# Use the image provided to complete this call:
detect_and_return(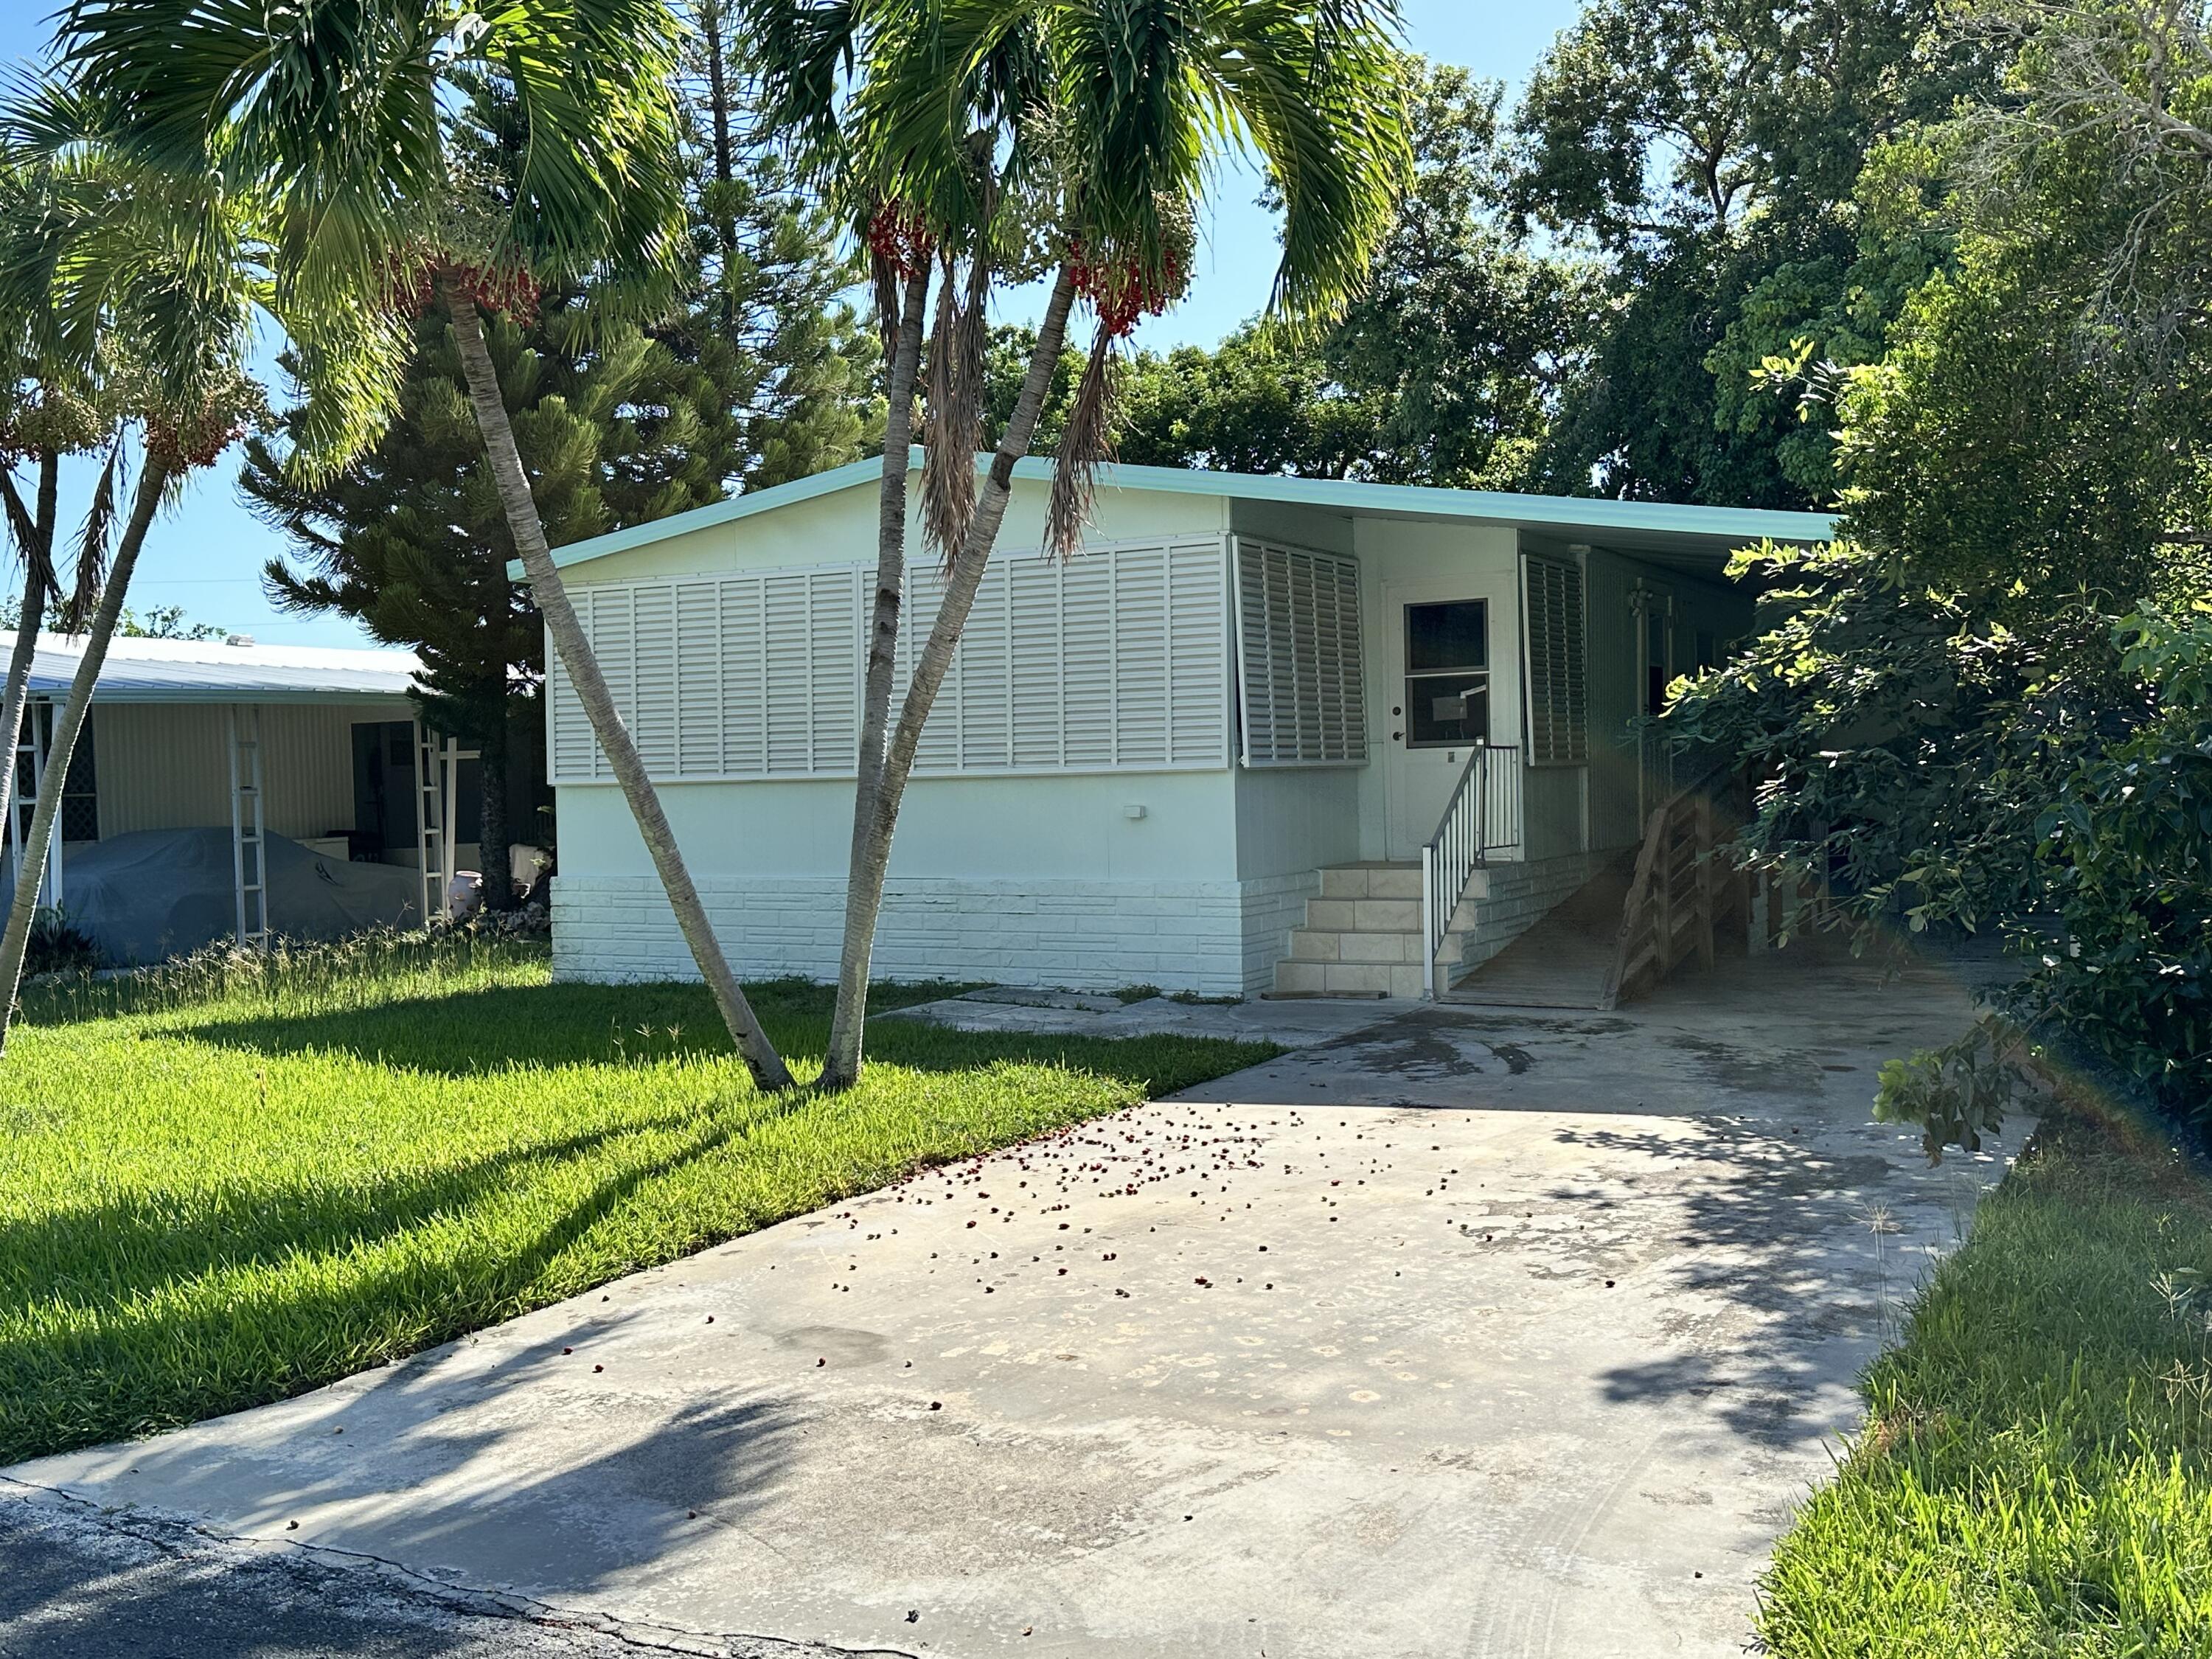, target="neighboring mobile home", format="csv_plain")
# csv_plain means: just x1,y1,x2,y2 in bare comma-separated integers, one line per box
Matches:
524,457,1833,998
0,632,481,961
